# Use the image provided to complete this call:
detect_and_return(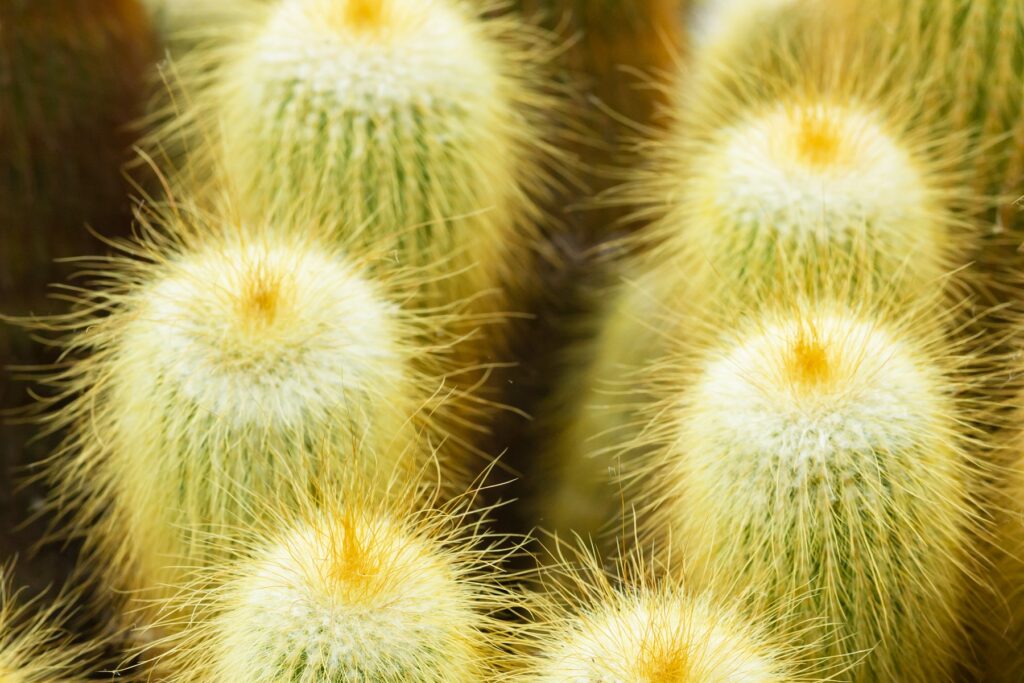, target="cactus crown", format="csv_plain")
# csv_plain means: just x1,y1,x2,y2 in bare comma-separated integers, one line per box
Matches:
137,237,405,428
695,309,937,433
147,481,517,683
519,548,798,683
252,0,496,113
700,101,936,249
